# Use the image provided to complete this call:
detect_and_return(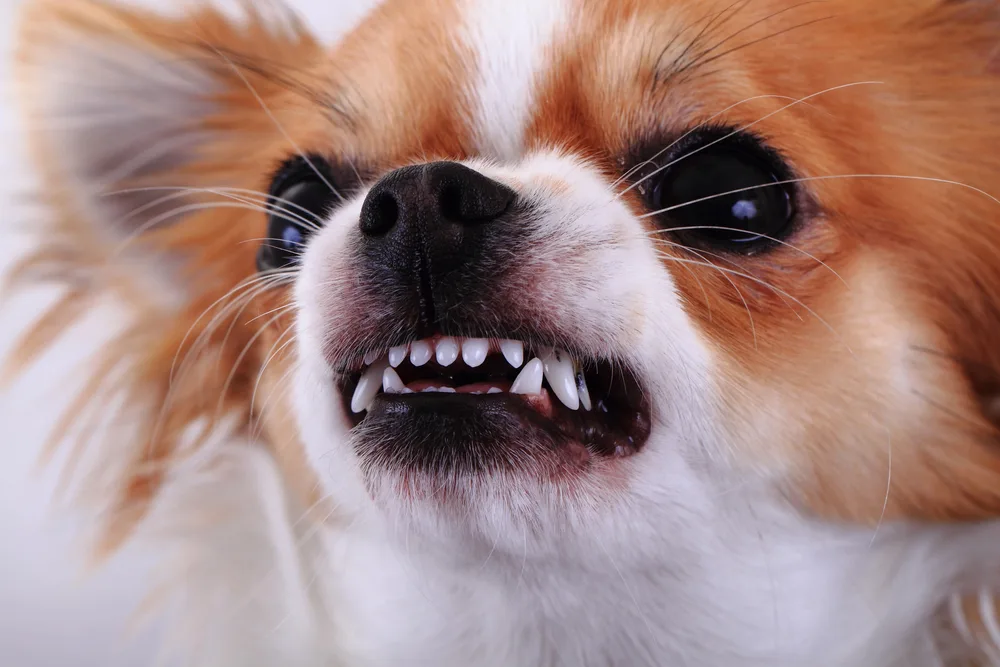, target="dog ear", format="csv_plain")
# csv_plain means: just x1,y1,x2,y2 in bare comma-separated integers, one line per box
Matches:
8,0,325,554
15,0,323,275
